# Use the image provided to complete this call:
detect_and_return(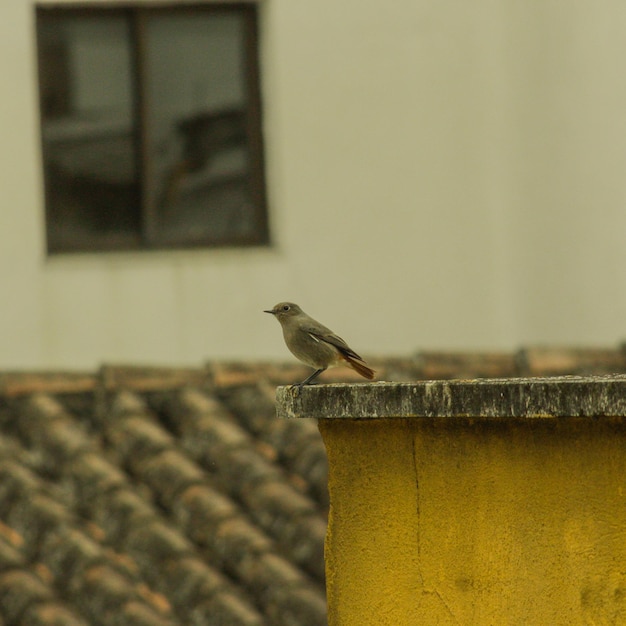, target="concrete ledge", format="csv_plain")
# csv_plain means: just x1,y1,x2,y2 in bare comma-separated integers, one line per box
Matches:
276,375,626,419
277,374,626,624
